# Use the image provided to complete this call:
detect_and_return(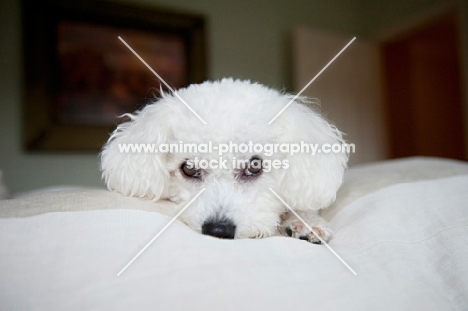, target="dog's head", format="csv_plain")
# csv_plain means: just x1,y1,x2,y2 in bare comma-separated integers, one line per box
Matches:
101,79,347,239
